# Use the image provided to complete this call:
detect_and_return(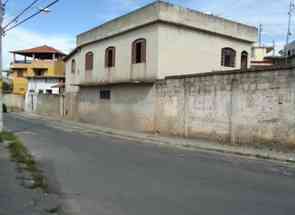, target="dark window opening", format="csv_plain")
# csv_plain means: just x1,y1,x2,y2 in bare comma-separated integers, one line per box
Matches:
221,48,236,67
17,71,24,77
46,89,52,95
34,69,47,77
132,39,146,64
108,51,113,66
100,90,111,100
105,47,115,68
71,59,76,74
241,51,248,70
135,42,142,63
85,52,94,70
39,90,43,94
